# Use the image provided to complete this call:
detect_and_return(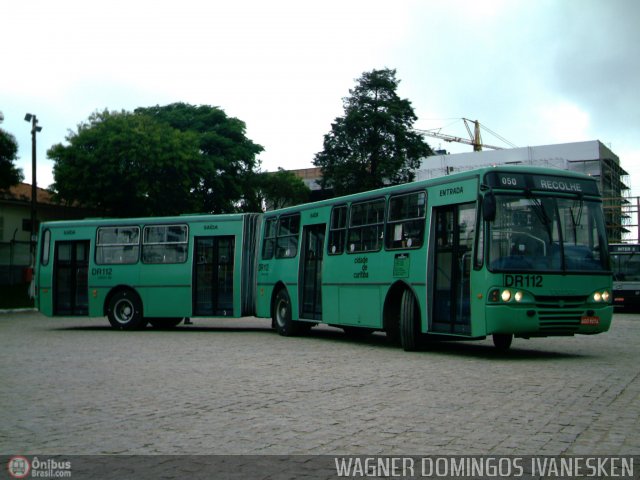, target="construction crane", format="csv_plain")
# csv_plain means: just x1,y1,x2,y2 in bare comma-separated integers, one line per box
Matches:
416,118,517,152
